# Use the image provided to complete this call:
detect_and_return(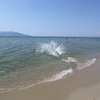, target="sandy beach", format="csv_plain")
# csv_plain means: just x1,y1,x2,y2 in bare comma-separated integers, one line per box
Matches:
67,82,100,100
0,0,100,99
0,58,100,100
